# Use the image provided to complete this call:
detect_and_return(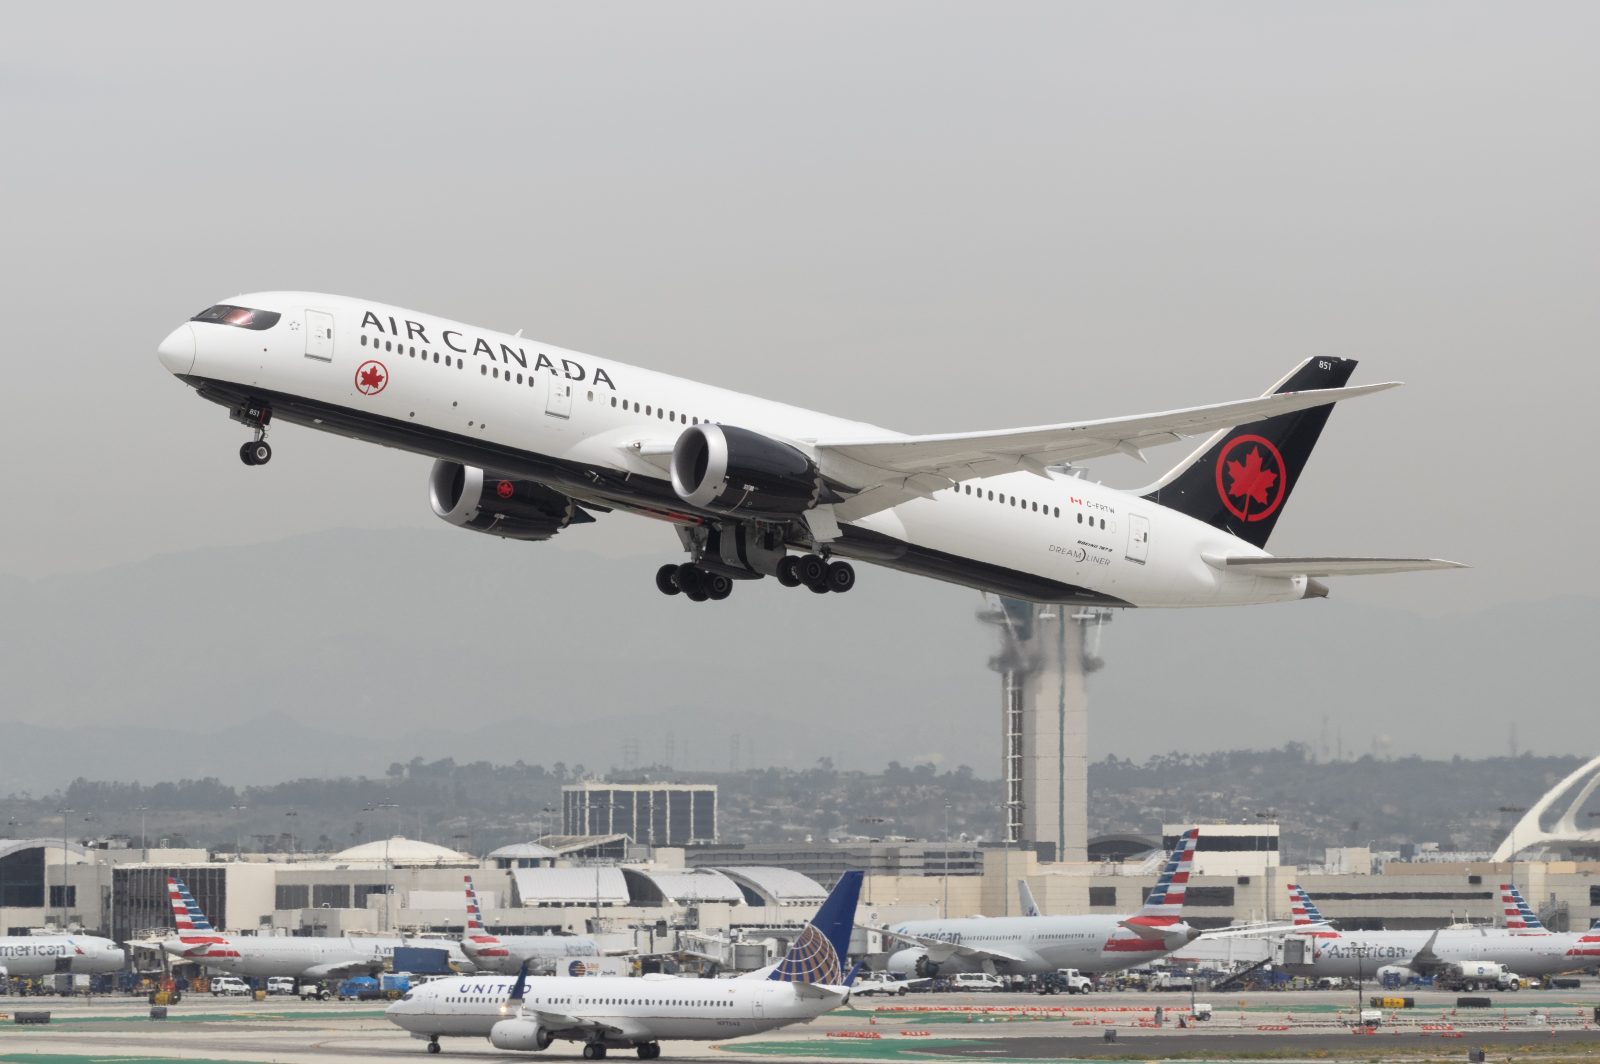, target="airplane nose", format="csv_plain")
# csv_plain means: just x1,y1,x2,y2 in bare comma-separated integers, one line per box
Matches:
157,323,195,375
